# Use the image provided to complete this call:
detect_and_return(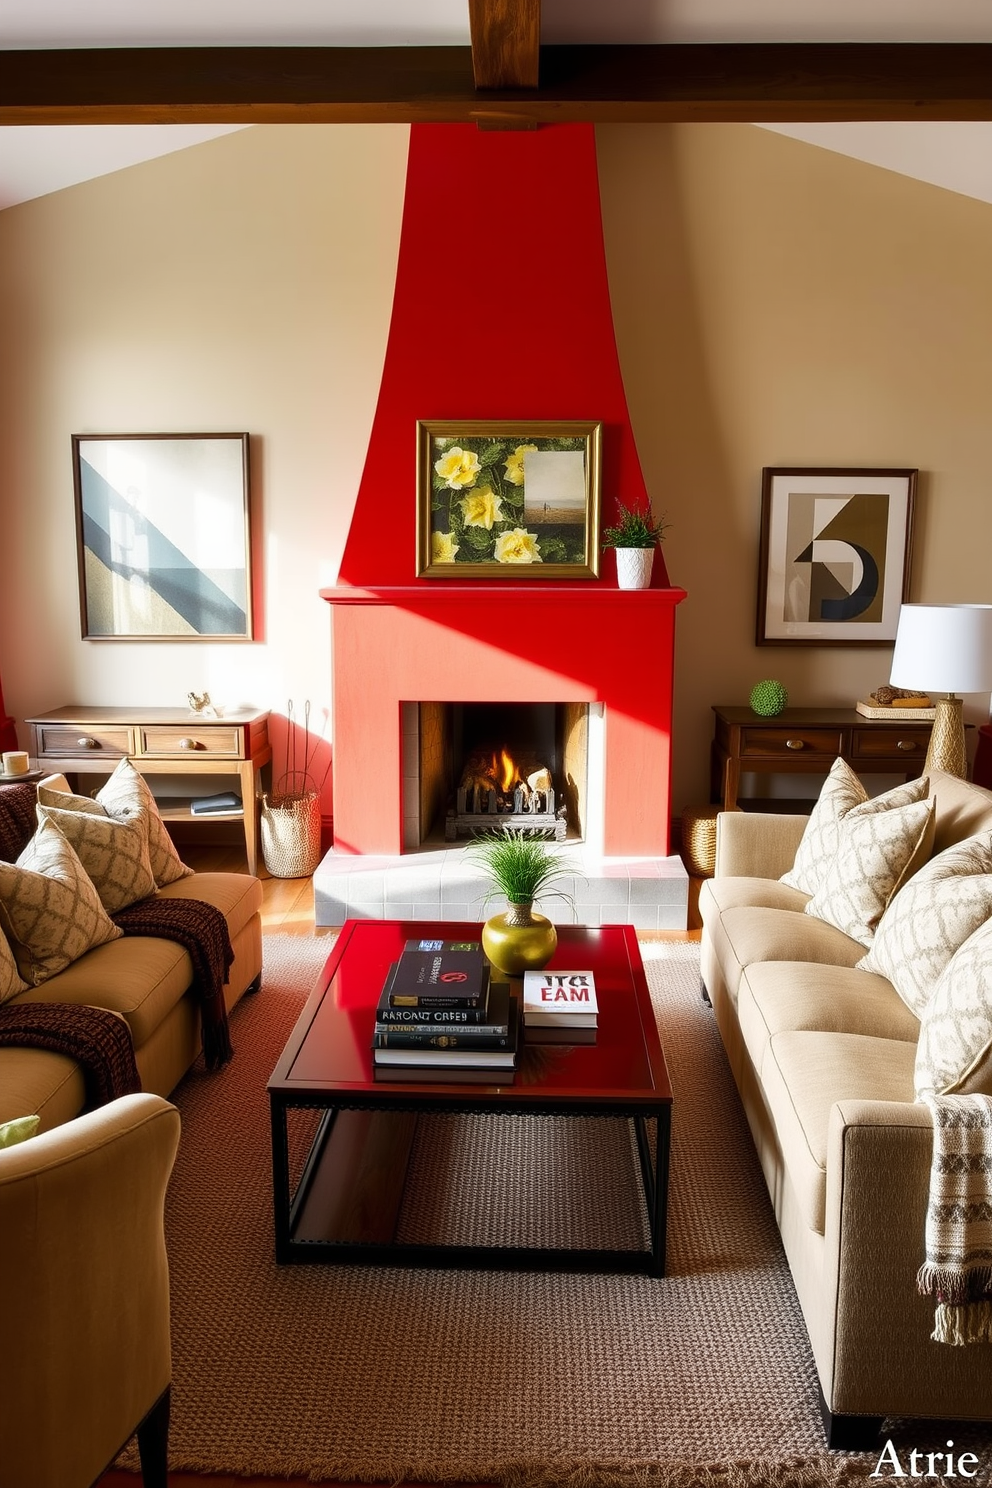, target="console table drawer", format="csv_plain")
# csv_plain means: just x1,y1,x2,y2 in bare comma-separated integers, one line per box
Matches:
138,726,243,758
739,728,843,759
850,727,931,762
34,725,131,760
